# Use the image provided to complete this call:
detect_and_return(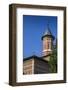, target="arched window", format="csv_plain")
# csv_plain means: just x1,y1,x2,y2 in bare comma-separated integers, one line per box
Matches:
47,42,50,49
